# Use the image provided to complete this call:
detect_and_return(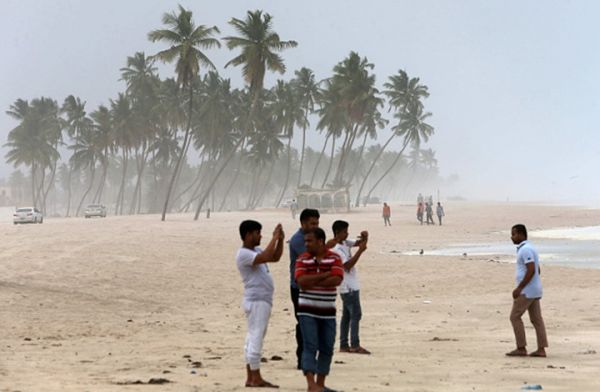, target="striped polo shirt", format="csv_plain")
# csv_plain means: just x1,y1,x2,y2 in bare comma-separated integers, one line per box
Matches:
294,250,344,319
